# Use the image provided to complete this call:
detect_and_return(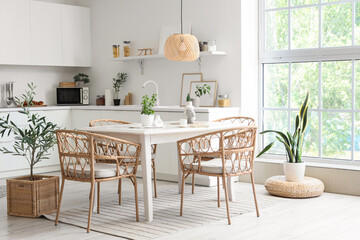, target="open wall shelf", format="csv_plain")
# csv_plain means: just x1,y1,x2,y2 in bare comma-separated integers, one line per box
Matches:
110,51,227,74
